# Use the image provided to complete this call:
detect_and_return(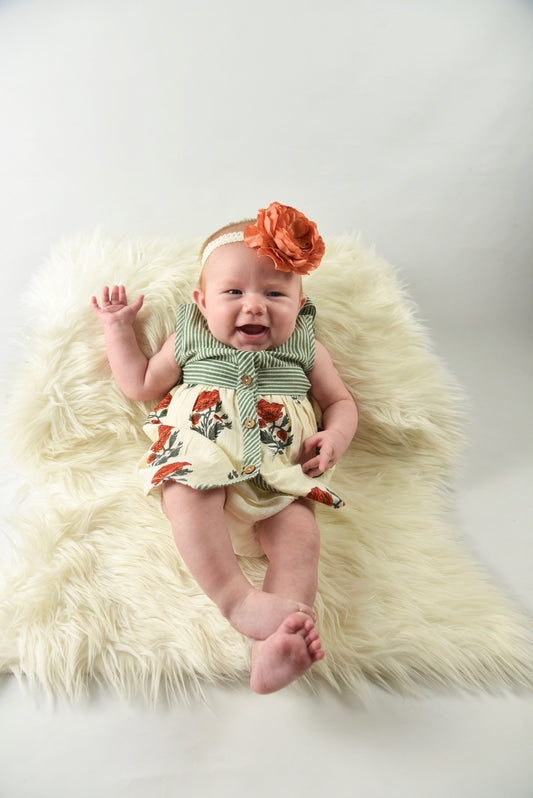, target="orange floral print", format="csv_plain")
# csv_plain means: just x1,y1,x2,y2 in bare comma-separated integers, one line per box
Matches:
306,486,345,508
146,426,190,482
306,486,333,506
147,425,173,463
146,392,173,425
193,390,220,412
258,400,293,456
257,399,284,424
151,461,192,487
191,390,232,441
